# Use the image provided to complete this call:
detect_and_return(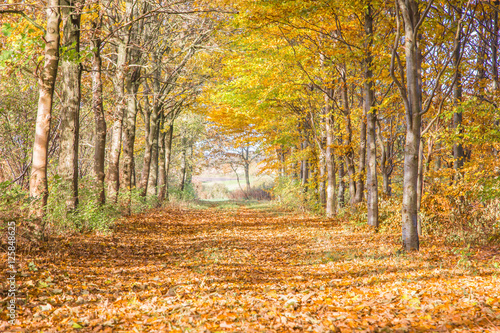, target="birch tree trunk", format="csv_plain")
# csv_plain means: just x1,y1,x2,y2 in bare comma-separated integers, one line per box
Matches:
29,0,61,217
58,0,81,212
